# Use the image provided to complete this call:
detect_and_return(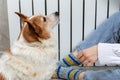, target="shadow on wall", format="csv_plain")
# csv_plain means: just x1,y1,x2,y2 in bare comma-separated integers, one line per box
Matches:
0,0,10,51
